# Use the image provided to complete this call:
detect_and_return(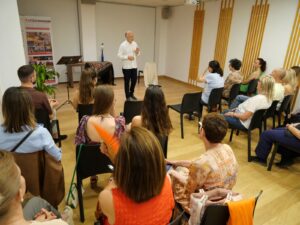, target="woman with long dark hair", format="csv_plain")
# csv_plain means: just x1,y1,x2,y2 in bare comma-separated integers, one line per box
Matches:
131,85,173,138
72,68,97,110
